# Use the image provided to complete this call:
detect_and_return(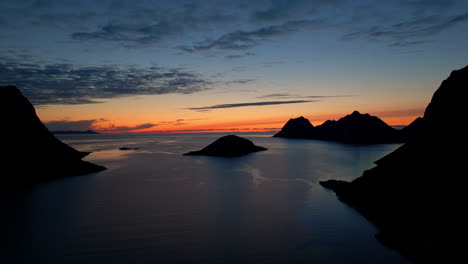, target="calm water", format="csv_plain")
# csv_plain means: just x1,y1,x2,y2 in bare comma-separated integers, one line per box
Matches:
2,133,410,264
